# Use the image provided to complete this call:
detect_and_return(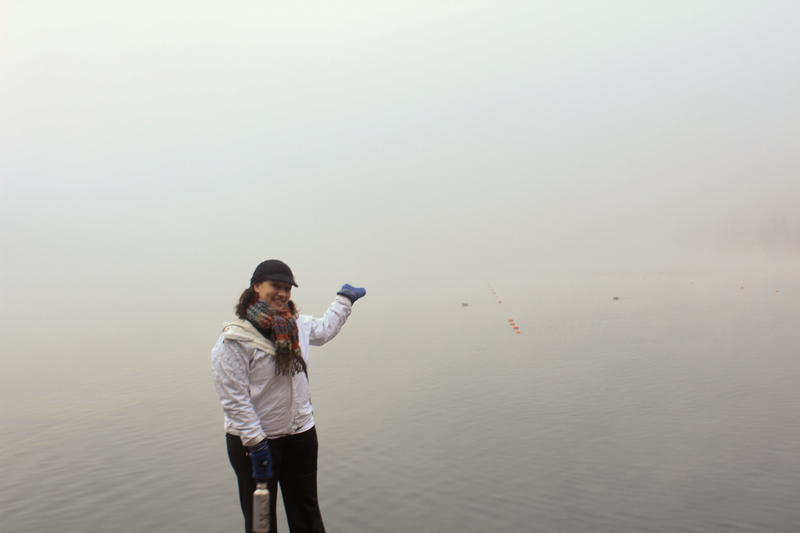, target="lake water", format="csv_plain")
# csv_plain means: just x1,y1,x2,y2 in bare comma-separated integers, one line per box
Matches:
2,273,799,532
